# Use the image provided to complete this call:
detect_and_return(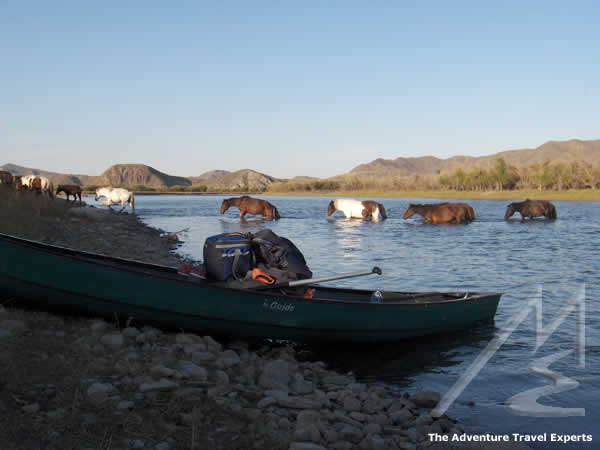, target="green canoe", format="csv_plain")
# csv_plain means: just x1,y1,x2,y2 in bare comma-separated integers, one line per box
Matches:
0,232,501,343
